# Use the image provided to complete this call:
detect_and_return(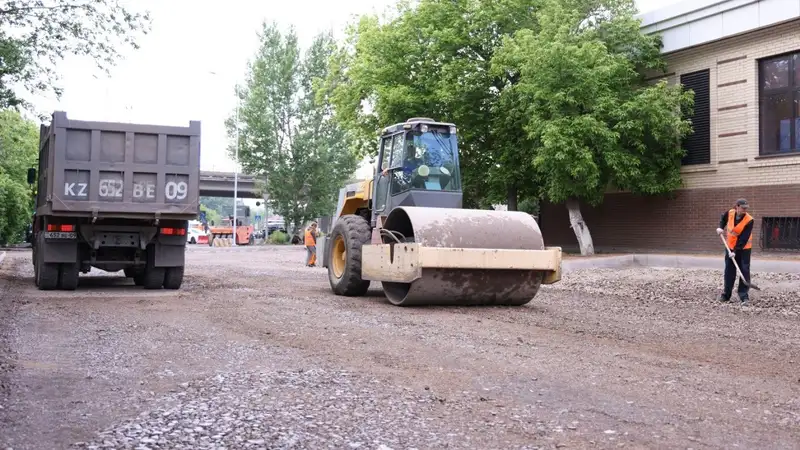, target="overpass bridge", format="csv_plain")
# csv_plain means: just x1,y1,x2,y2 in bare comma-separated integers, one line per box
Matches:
199,171,262,198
